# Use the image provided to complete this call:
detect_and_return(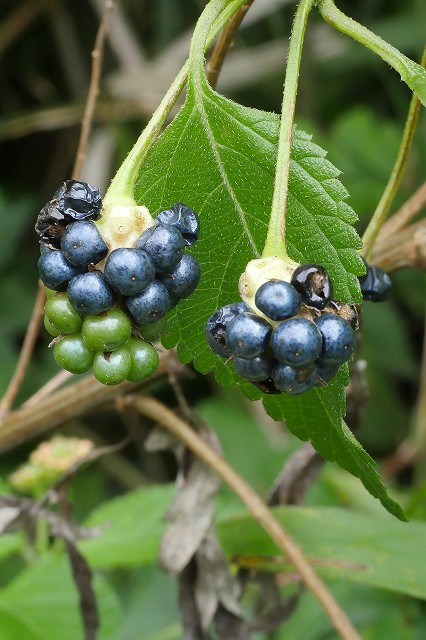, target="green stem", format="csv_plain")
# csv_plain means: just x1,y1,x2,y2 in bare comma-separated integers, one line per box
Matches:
362,49,425,258
105,0,249,207
317,0,426,107
262,0,315,260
